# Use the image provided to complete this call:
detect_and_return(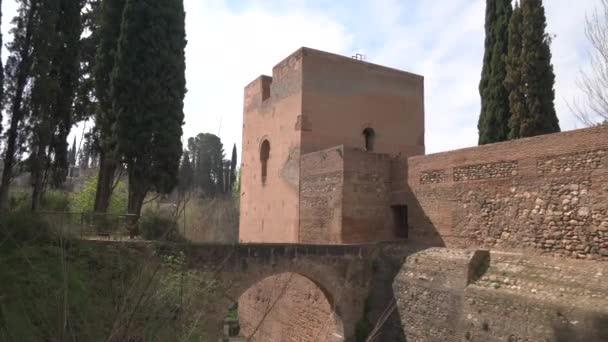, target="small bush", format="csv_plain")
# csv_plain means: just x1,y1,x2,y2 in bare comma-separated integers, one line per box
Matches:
69,175,128,214
140,209,182,241
41,189,70,211
8,189,30,211
0,209,52,243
